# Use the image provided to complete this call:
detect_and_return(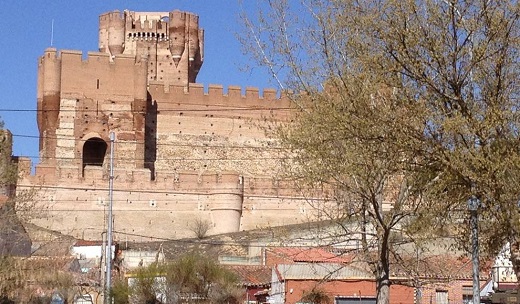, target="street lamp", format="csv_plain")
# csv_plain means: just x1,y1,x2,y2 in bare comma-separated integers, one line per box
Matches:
468,195,480,304
105,132,115,304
